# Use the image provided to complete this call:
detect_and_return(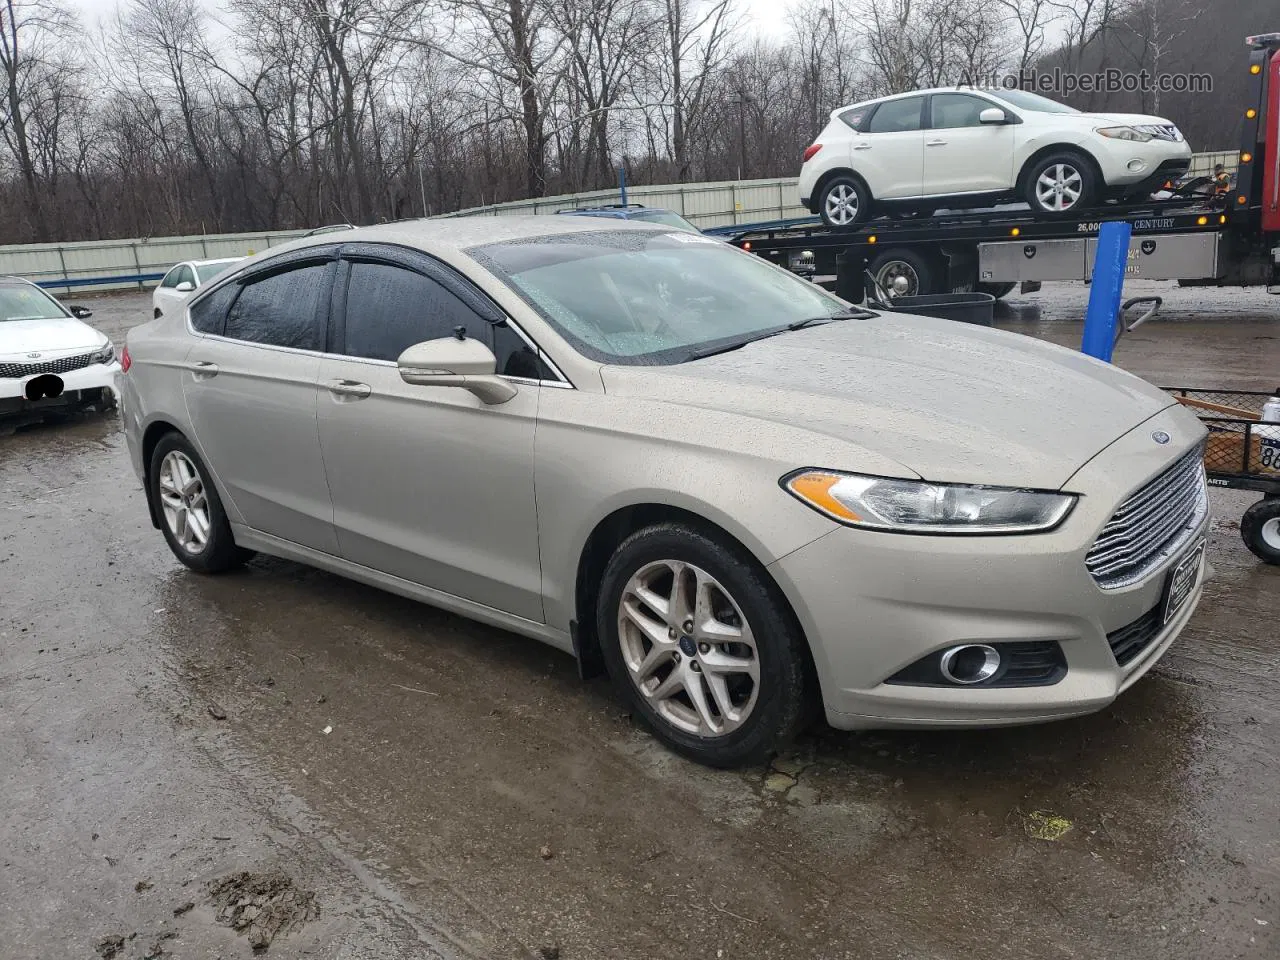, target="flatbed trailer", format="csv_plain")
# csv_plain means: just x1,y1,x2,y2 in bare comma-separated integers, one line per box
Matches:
729,33,1280,301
